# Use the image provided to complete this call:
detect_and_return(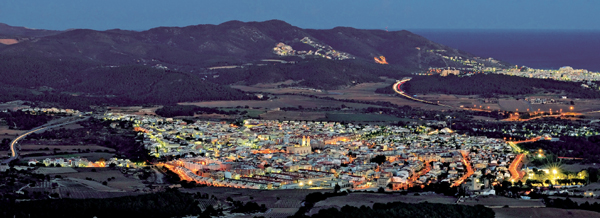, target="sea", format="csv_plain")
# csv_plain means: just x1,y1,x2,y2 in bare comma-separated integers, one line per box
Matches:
407,29,600,72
